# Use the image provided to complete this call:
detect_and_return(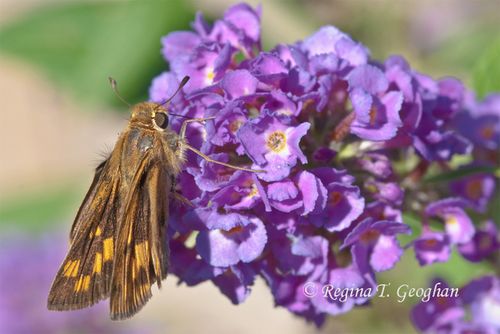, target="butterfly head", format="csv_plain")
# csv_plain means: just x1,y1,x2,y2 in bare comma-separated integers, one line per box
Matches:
130,103,169,131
